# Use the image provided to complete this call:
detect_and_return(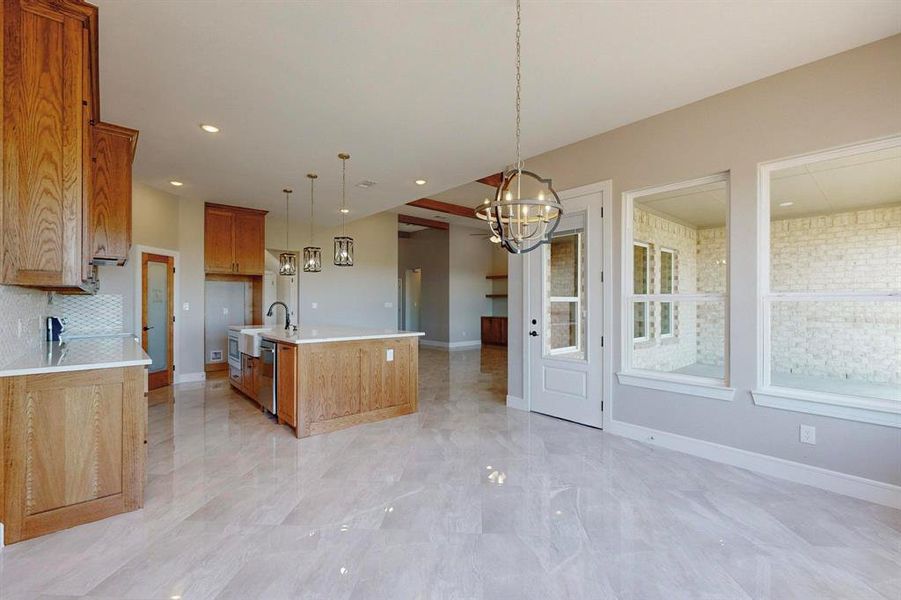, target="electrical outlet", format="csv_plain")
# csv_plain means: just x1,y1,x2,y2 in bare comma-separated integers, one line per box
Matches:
183,302,190,311
17,319,22,338
799,424,816,445
384,301,393,308
311,302,318,309
386,349,394,362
